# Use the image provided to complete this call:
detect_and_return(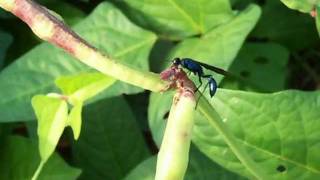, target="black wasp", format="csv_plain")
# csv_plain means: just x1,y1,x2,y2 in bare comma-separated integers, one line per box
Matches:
172,57,229,98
